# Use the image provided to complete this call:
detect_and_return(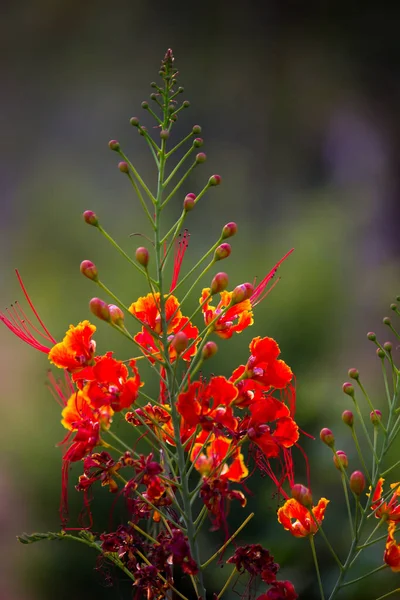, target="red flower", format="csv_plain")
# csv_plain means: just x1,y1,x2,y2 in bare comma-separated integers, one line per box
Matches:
247,397,299,458
72,352,142,412
177,376,238,437
257,580,298,600
199,288,253,339
277,496,329,537
190,435,248,482
129,292,182,334
369,478,400,522
384,521,400,572
135,316,199,363
48,321,97,372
